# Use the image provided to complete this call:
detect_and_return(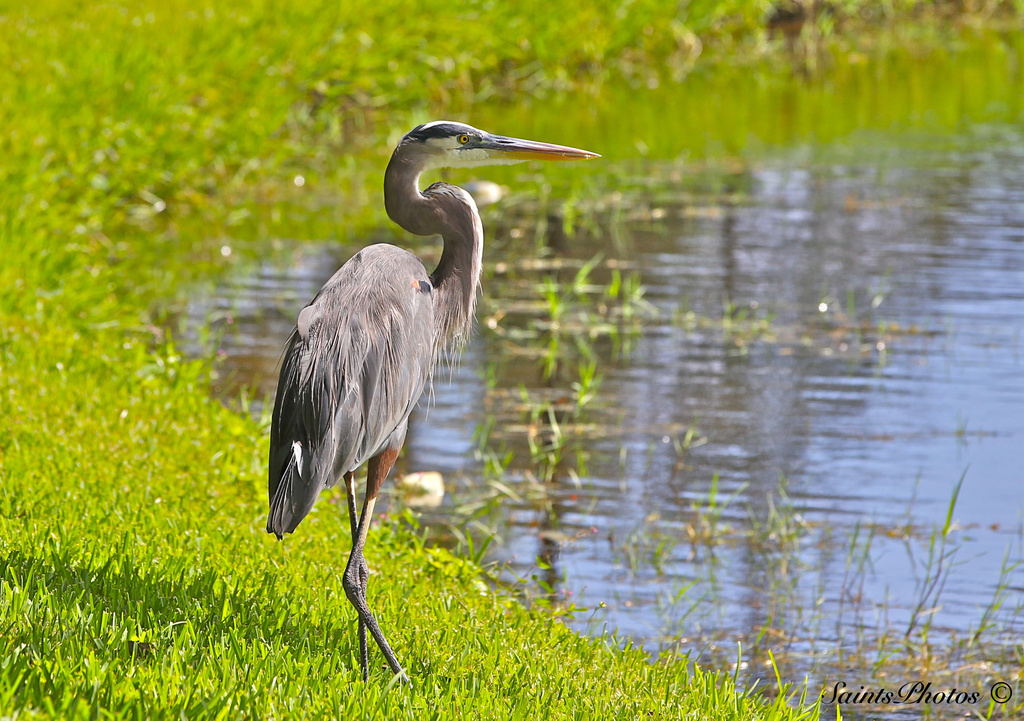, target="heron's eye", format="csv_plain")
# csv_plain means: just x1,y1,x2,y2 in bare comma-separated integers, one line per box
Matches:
457,134,470,145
